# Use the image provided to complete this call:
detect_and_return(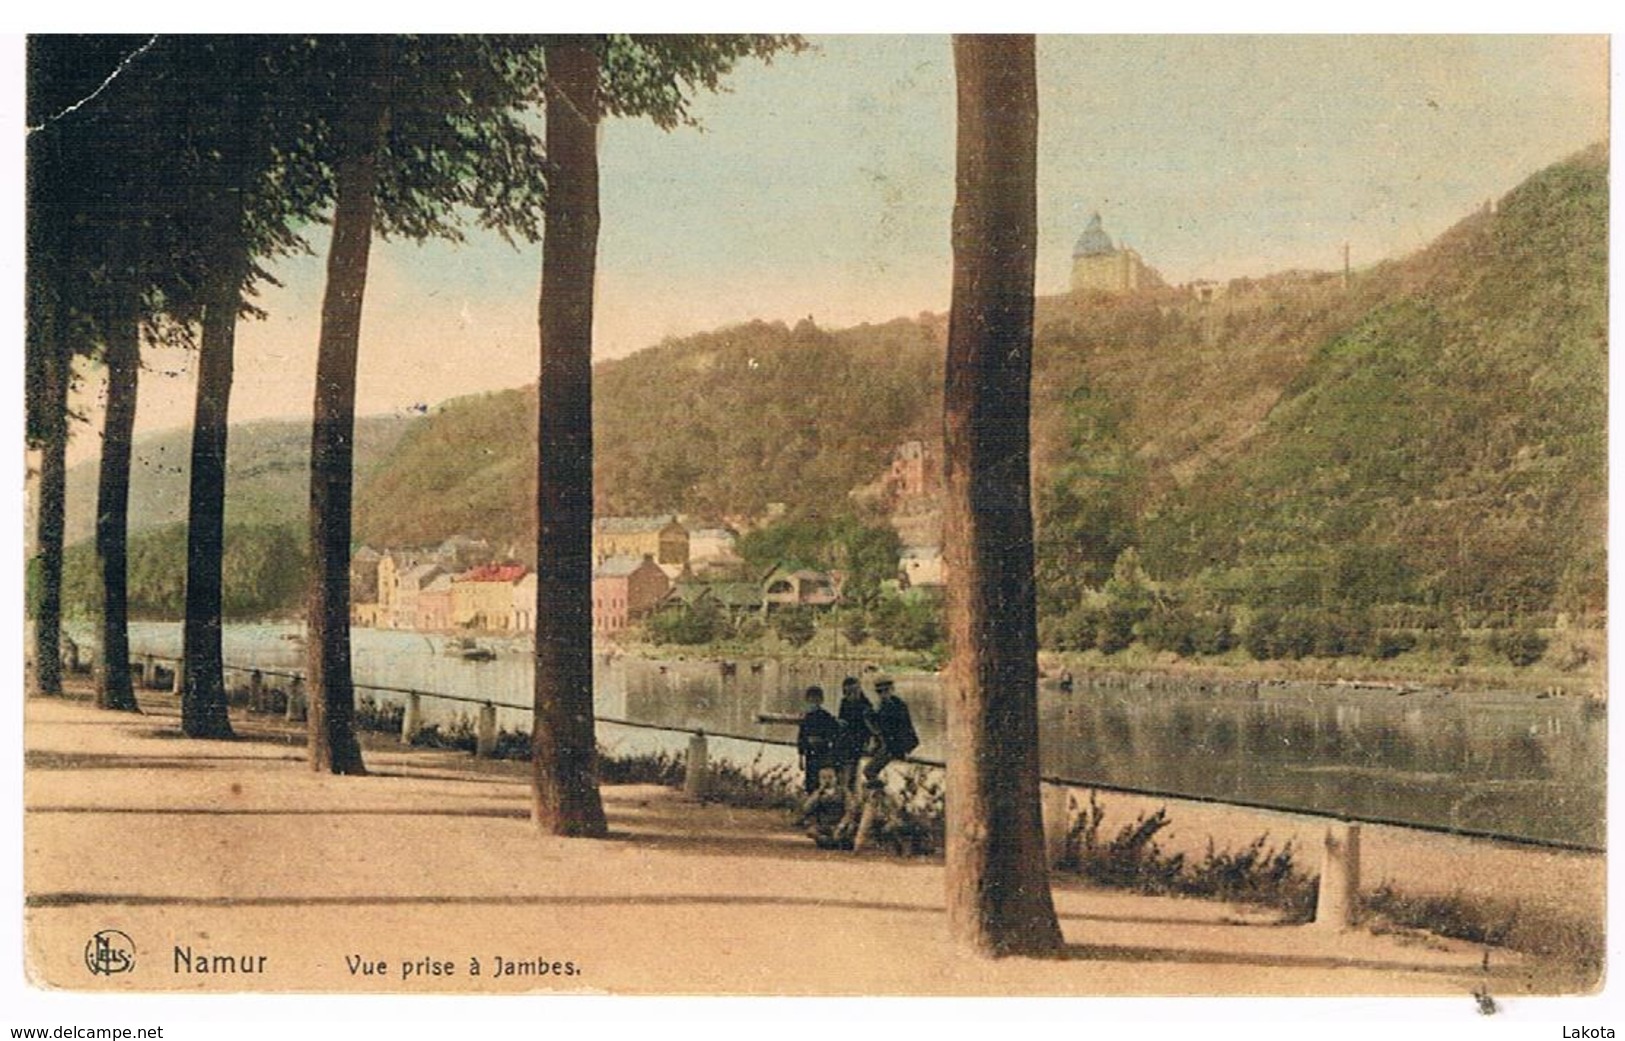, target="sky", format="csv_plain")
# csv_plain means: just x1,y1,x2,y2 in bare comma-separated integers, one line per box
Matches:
31,34,1614,464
